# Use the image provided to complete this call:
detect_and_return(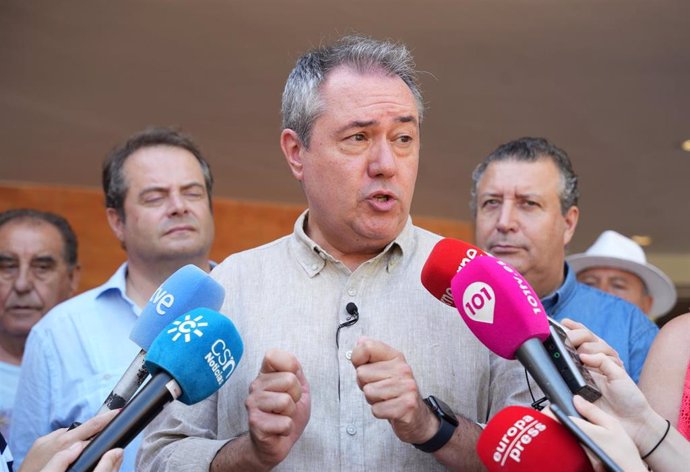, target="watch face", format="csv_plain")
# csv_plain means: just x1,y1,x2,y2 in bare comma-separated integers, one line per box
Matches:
427,396,460,427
